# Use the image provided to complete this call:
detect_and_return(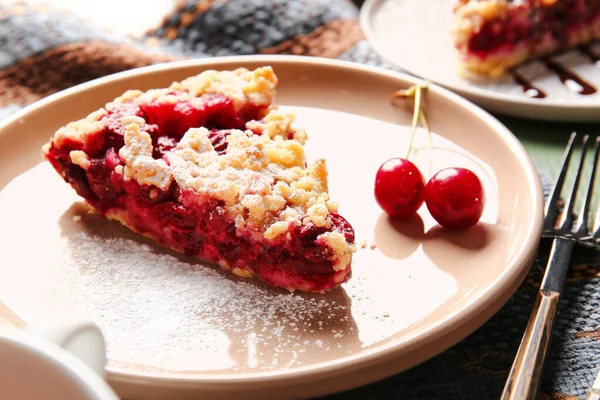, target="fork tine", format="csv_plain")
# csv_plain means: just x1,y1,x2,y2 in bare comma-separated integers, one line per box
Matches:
545,132,578,231
575,136,600,235
559,134,589,231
